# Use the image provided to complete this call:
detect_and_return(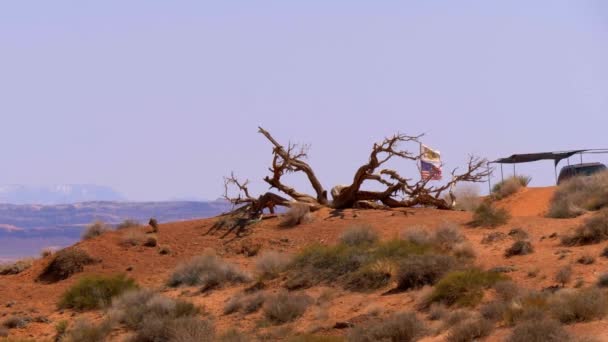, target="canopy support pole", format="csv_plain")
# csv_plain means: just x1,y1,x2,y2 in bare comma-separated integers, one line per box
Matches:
513,164,516,177
500,164,504,181
487,162,492,194
554,164,558,185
